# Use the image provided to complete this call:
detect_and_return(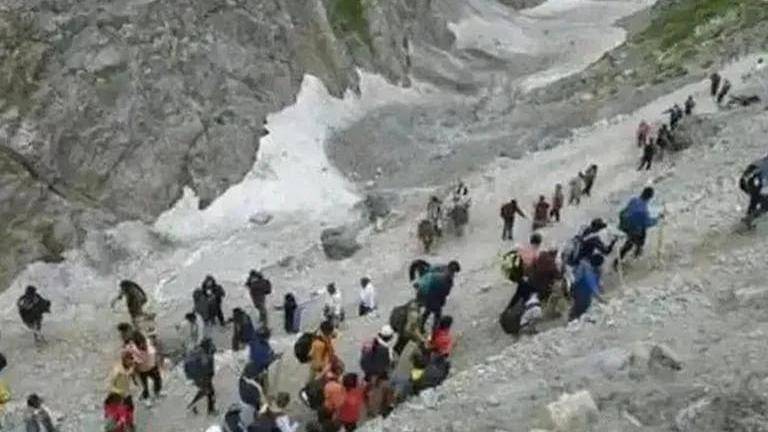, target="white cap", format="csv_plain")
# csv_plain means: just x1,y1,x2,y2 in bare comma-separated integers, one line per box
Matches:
379,324,395,338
